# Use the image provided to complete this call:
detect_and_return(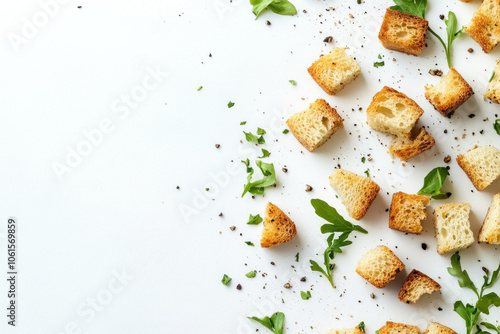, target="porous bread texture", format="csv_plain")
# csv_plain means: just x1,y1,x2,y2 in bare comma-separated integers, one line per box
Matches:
424,322,458,334
456,145,500,191
379,321,420,334
478,193,500,244
329,169,380,220
433,203,475,255
484,60,500,103
308,47,361,95
356,245,405,288
366,86,424,138
389,192,430,234
378,8,429,56
389,128,435,161
326,327,365,334
286,99,344,152
398,269,441,304
260,202,297,248
424,68,473,118
465,0,500,53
